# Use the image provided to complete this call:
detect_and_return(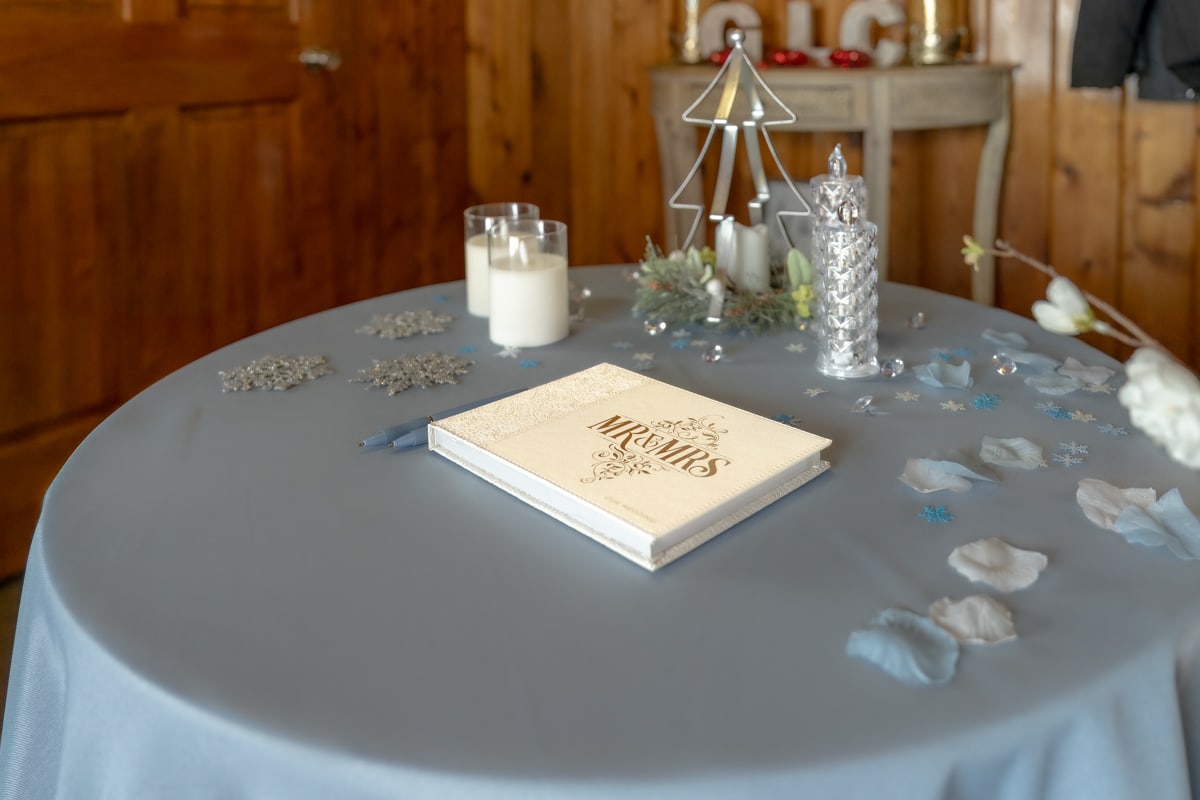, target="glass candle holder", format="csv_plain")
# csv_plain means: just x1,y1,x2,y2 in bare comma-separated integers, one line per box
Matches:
464,202,539,317
487,219,569,348
814,200,880,379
